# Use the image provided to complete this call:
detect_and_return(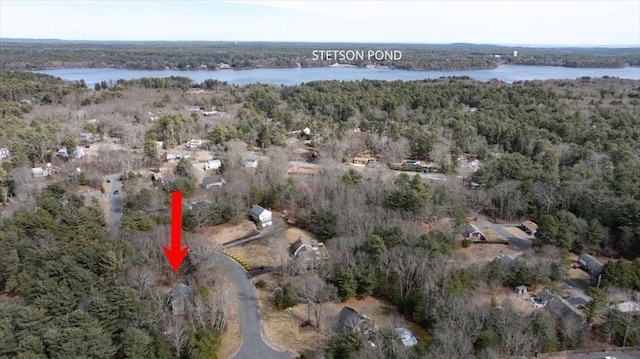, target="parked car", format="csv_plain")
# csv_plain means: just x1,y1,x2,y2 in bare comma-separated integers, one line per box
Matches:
106,179,111,183
113,190,119,195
